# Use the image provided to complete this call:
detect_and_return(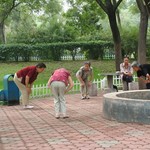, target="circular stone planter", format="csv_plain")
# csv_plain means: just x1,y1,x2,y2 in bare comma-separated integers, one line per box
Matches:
103,90,150,124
